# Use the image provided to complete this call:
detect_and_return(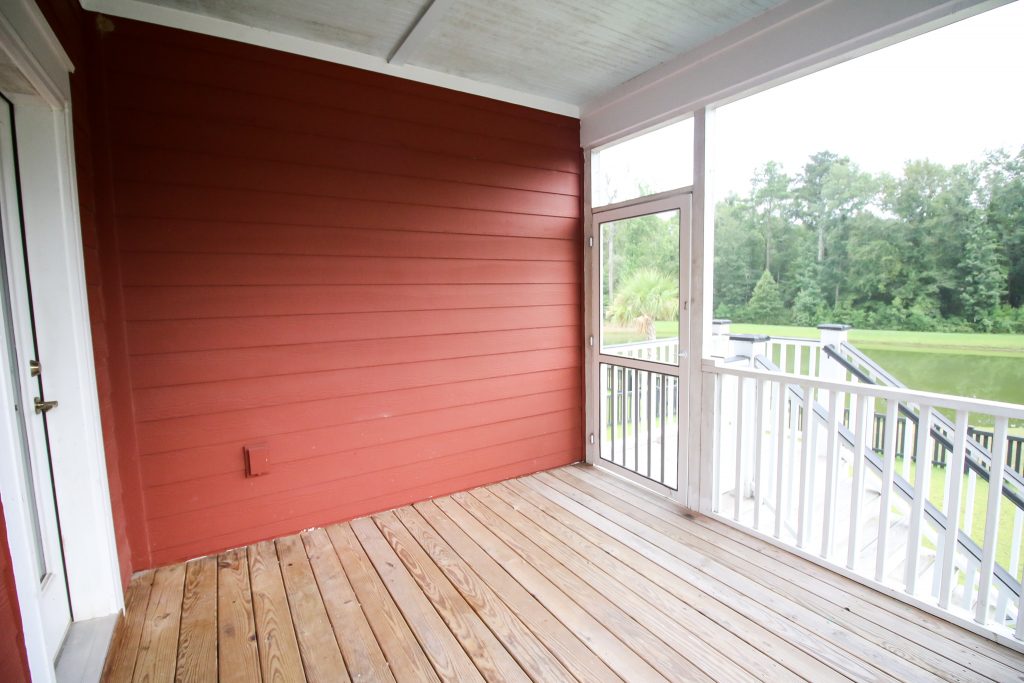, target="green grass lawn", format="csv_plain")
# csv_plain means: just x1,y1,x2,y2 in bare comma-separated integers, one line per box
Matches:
900,456,1023,581
730,324,1024,357
602,320,681,345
